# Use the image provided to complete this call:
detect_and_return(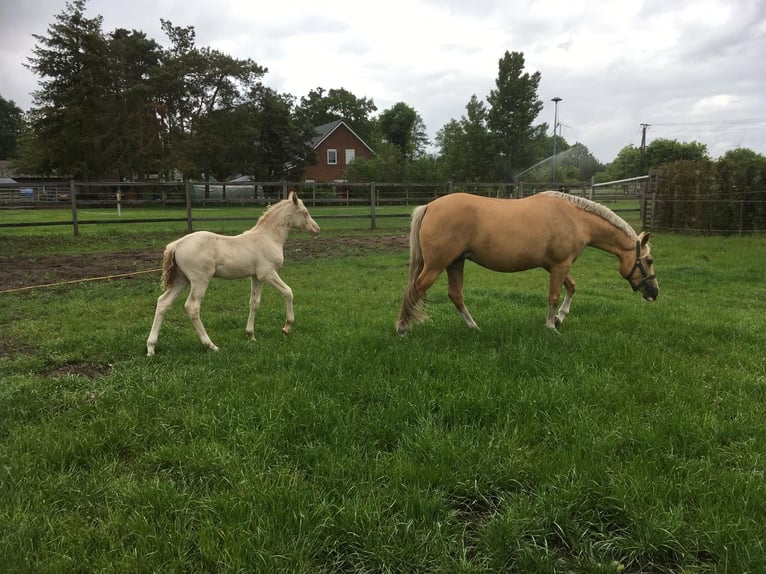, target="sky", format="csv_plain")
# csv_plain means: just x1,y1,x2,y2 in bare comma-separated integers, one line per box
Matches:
2,0,765,164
